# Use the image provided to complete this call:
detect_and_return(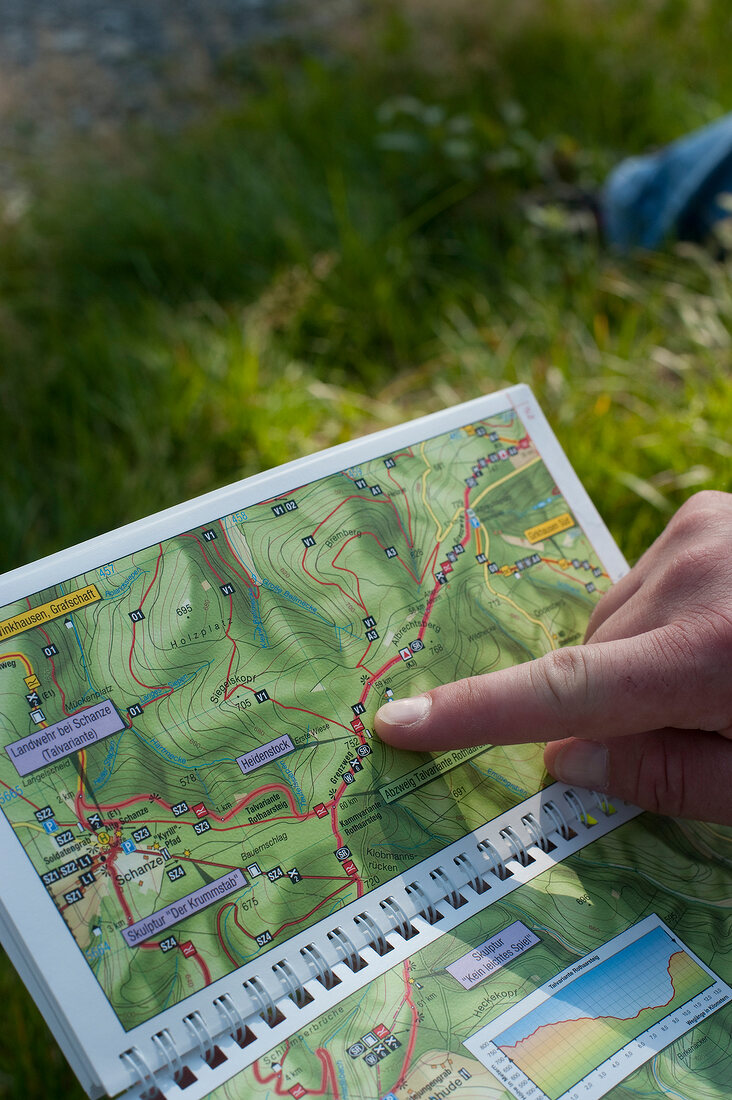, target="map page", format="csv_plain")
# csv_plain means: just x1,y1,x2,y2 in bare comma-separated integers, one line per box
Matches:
207,820,732,1100
0,406,612,1031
